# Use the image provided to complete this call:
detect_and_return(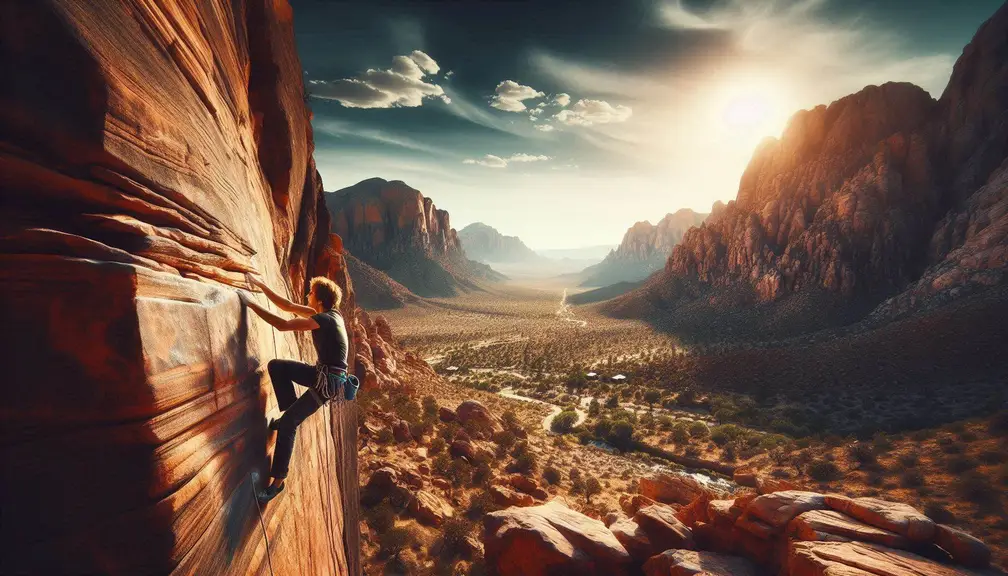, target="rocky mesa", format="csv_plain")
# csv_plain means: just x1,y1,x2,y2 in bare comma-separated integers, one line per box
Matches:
459,222,539,264
0,1,369,574
326,178,503,301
